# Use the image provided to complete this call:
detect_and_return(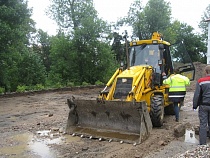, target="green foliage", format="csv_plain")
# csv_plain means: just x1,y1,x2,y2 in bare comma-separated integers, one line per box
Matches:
16,85,28,92
143,0,171,36
33,84,45,90
16,84,45,92
198,4,210,63
17,50,46,87
95,80,104,86
111,32,125,63
49,35,77,84
45,72,63,88
199,4,210,42
0,0,35,49
32,29,52,72
48,0,116,86
53,82,63,89
0,0,35,92
66,82,75,87
167,21,206,62
1,0,207,93
119,0,207,63
119,0,171,39
82,82,90,86
0,87,5,94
